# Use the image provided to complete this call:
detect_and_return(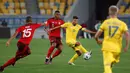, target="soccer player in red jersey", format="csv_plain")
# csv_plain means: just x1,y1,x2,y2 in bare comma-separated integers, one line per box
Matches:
44,10,64,64
0,16,45,72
